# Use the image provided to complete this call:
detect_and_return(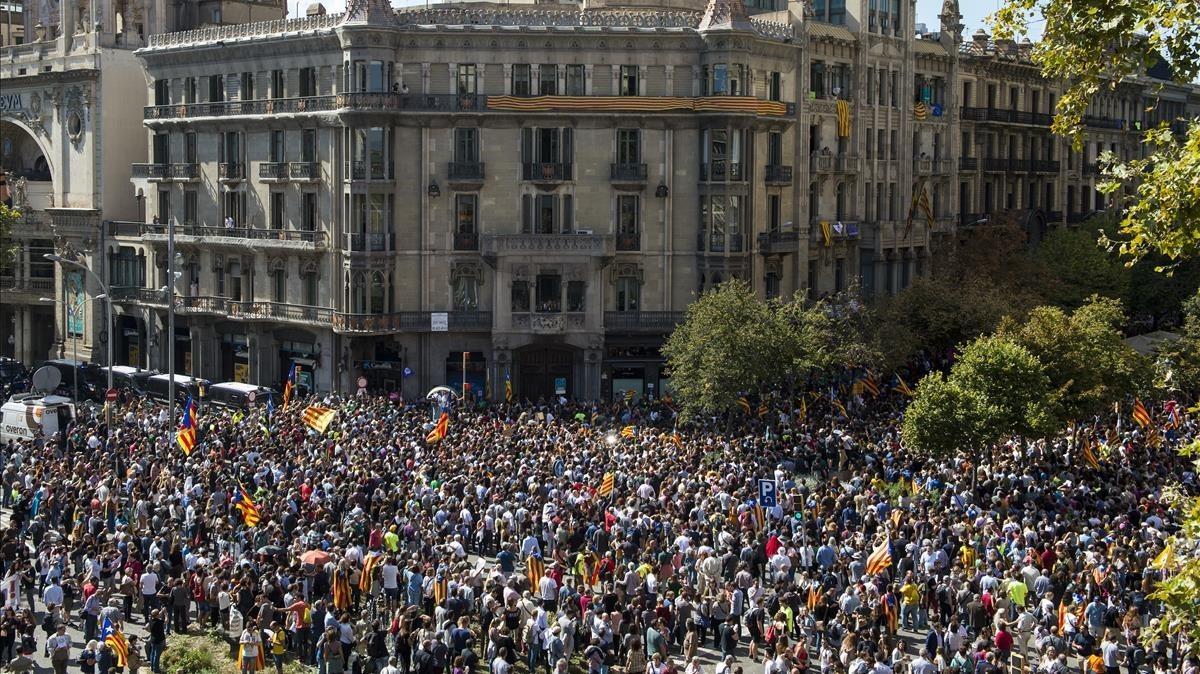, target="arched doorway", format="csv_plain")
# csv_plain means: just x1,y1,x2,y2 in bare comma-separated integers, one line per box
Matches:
515,345,576,401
